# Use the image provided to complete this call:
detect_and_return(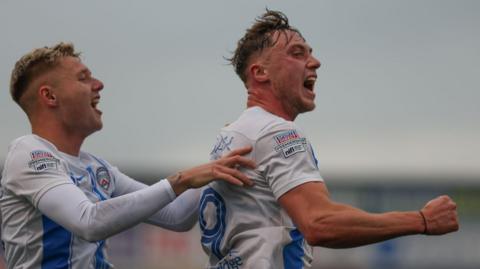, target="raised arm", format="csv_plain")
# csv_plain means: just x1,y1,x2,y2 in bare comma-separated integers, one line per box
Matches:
278,181,459,248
